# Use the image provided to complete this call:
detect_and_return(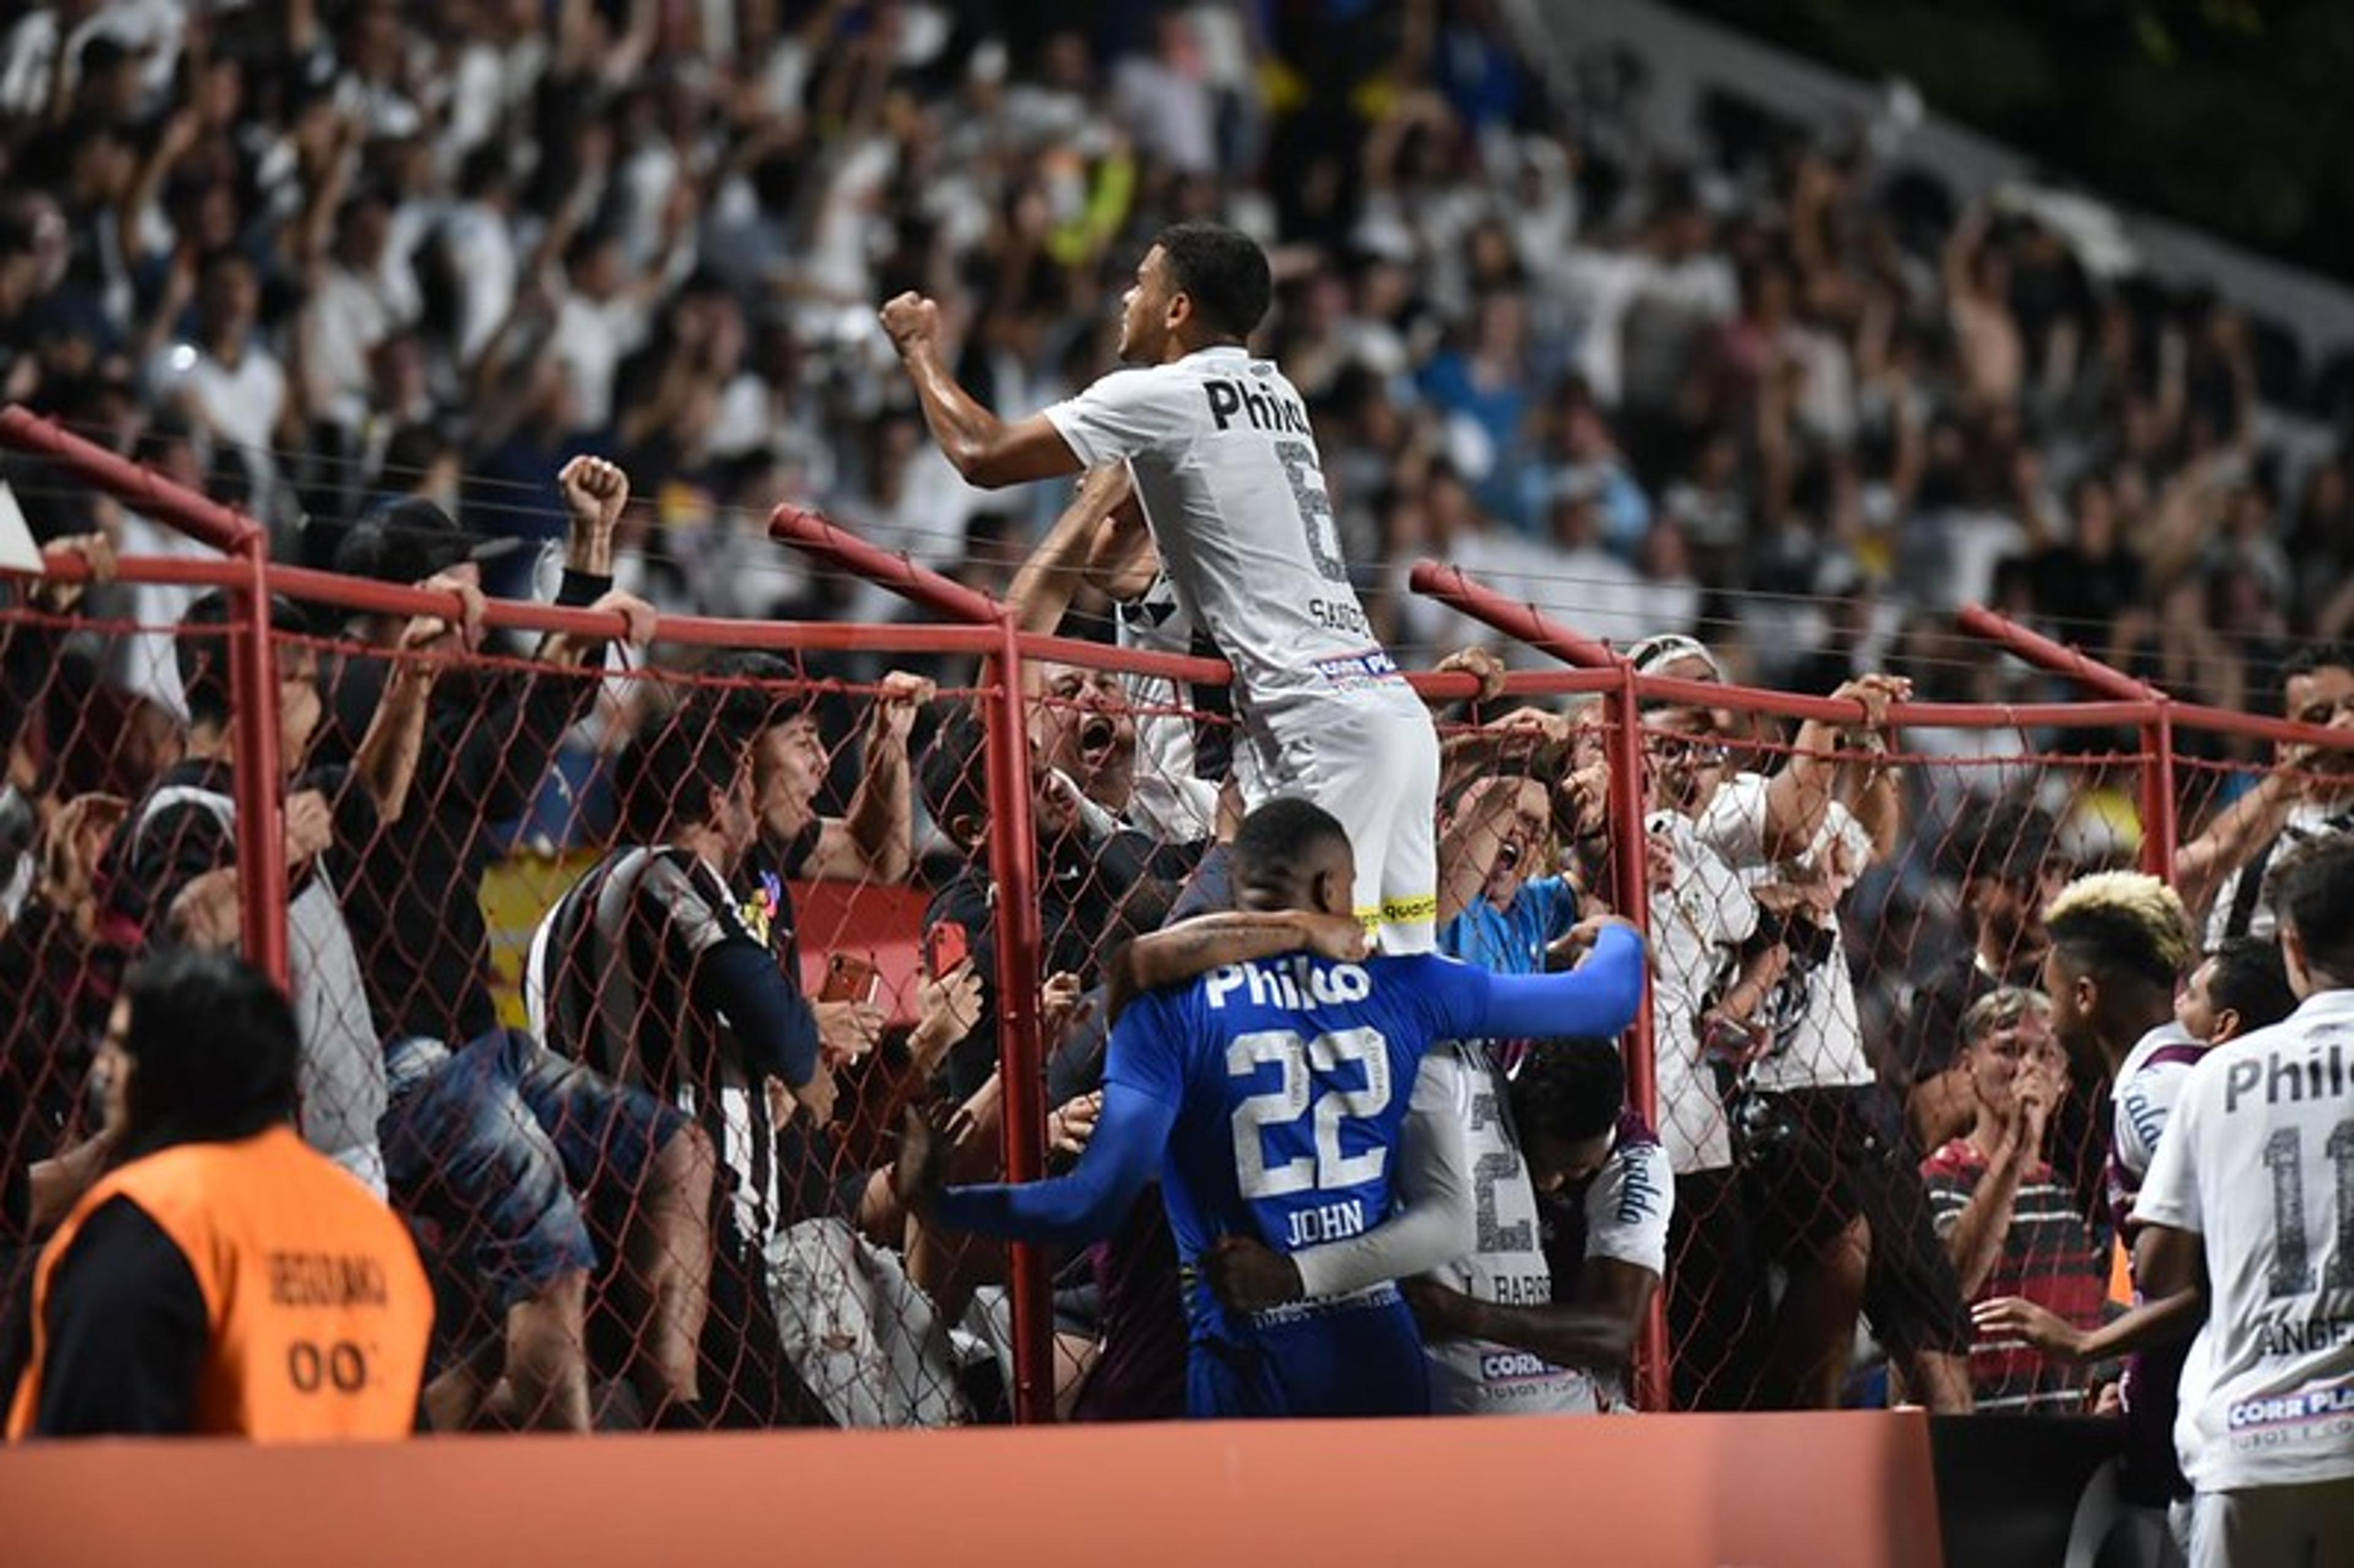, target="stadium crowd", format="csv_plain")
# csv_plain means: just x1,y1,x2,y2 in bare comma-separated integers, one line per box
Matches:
0,14,2351,1558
